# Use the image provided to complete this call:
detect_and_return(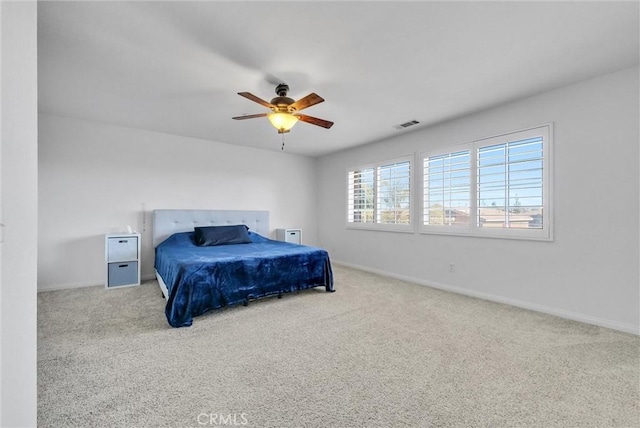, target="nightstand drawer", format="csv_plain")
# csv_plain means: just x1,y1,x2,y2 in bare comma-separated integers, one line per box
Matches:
107,236,138,262
285,230,301,244
107,262,139,287
276,228,302,244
